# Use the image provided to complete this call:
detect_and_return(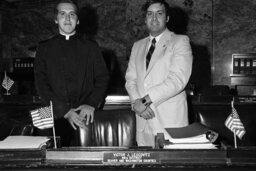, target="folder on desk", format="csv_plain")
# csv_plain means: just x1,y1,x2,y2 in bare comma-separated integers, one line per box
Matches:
157,123,219,149
165,122,219,143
